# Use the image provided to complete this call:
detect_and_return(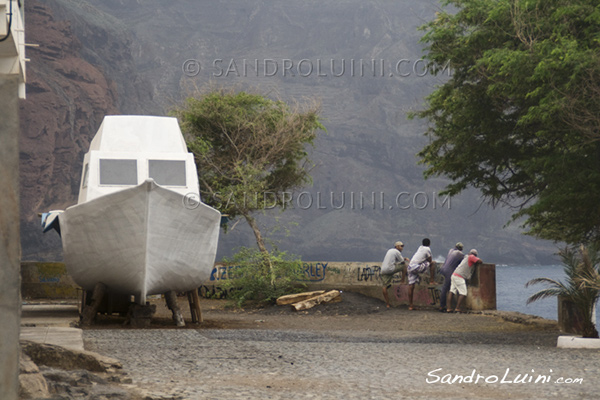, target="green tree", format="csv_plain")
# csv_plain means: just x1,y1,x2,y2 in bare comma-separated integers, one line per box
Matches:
412,0,600,245
526,246,600,338
172,88,324,282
